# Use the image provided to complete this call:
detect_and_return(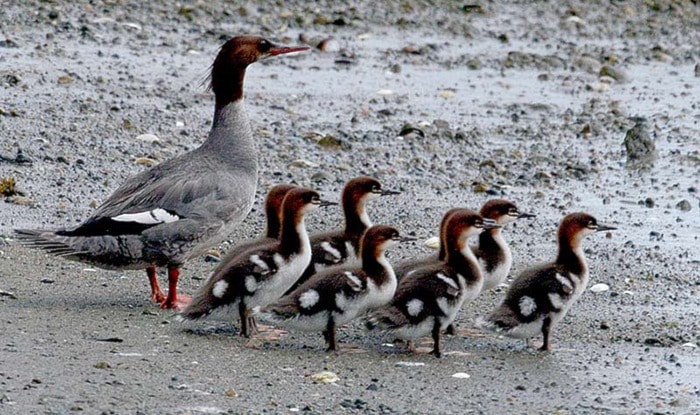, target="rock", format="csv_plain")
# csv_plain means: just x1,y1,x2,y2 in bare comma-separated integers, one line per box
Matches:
290,159,318,168
136,133,160,143
310,371,339,384
623,118,656,167
451,372,471,379
599,65,627,83
93,361,111,369
398,124,425,139
57,75,74,85
644,197,655,208
424,236,440,249
134,157,157,166
675,200,691,212
224,388,238,397
590,283,610,293
0,177,17,196
0,289,18,299
395,361,425,367
695,63,700,78
317,135,350,150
